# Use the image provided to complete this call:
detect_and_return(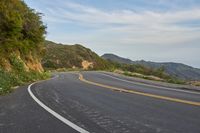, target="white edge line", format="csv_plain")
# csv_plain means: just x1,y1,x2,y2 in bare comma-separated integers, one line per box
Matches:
100,73,200,95
27,79,89,133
